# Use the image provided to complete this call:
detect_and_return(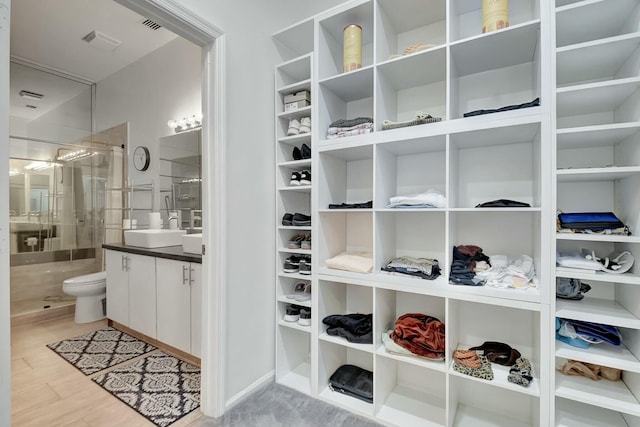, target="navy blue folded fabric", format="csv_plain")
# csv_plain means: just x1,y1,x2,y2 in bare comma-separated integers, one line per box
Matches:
558,212,624,230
